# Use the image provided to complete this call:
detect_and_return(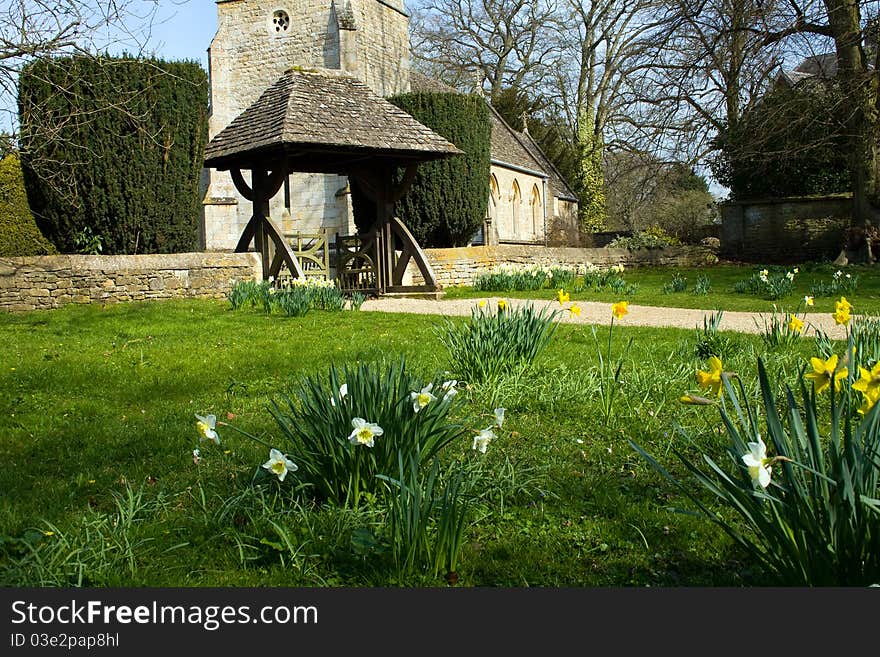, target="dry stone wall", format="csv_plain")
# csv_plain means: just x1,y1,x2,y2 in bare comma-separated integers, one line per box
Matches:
422,244,718,288
0,253,260,312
